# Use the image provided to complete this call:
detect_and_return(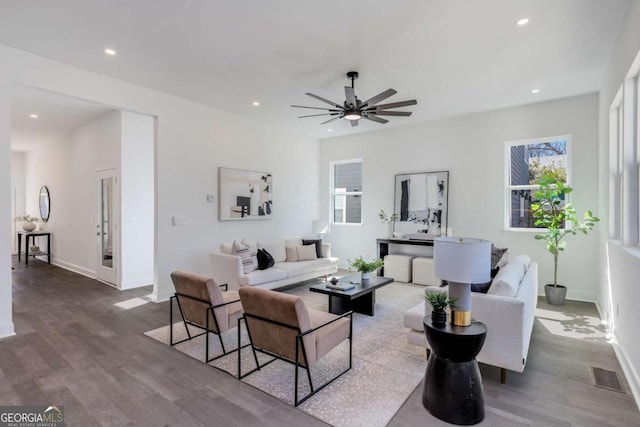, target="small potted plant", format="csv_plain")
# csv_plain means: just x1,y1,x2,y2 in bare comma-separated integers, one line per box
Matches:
531,173,599,305
425,291,457,326
349,256,384,282
379,209,399,238
15,214,40,232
